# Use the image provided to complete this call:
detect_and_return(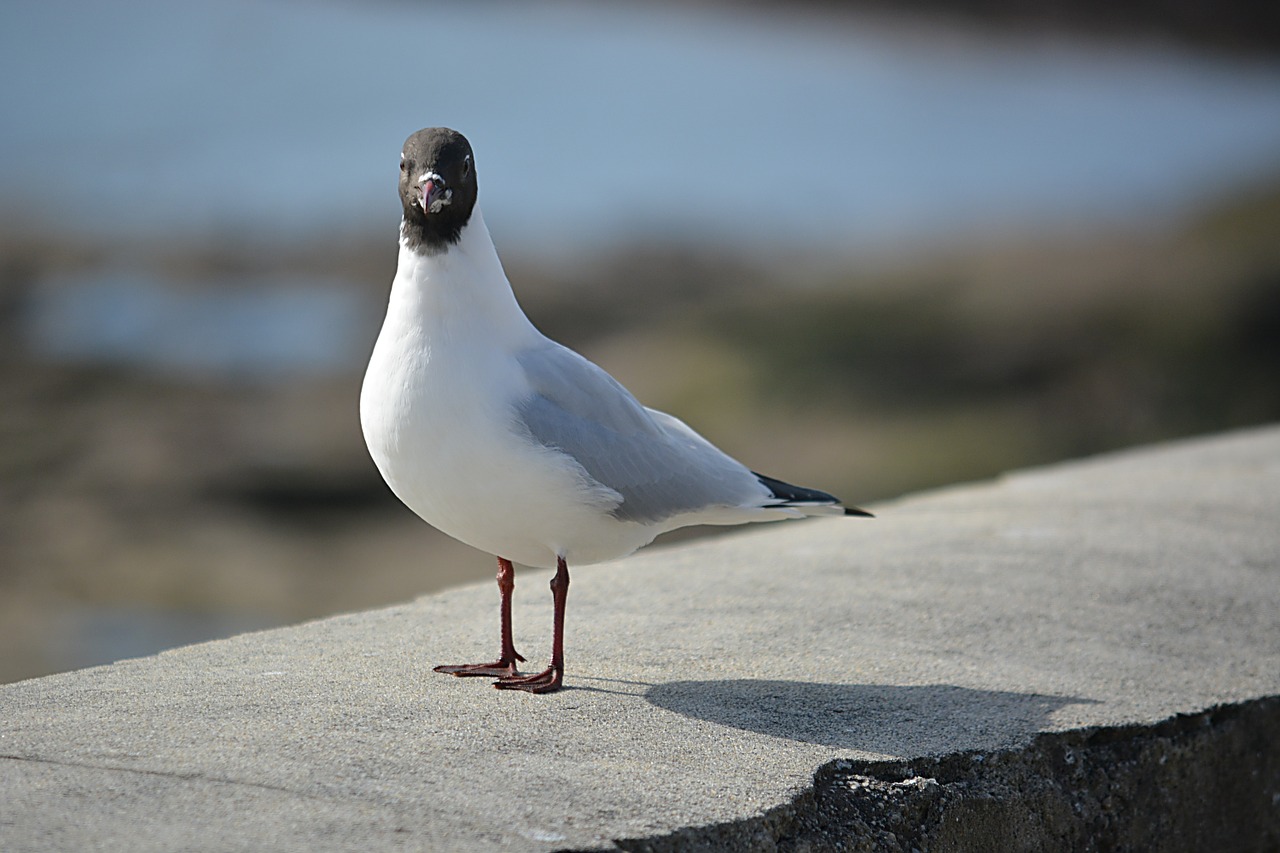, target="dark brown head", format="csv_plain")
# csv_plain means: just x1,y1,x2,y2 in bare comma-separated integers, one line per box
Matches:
398,127,478,255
